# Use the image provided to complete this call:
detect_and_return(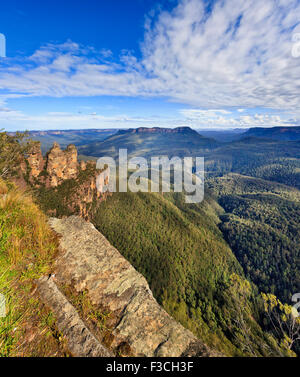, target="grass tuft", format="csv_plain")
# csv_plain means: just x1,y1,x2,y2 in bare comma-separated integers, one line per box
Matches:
0,179,68,356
